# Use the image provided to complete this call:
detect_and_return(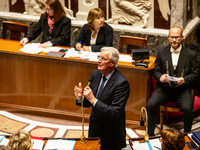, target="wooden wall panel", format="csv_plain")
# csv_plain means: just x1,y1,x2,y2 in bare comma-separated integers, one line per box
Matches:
154,0,171,29
10,0,25,13
99,0,107,19
70,0,78,17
